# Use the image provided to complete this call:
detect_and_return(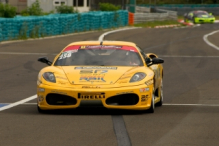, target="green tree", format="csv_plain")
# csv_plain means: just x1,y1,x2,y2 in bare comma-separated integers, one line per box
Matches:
55,4,76,13
0,3,16,18
21,0,43,16
99,3,121,11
